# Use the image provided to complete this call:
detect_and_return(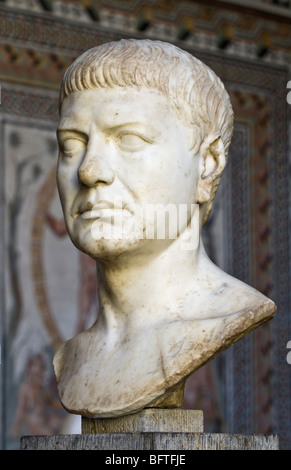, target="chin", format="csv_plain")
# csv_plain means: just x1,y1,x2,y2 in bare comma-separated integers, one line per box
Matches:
72,228,147,261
